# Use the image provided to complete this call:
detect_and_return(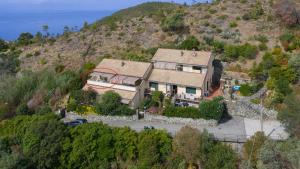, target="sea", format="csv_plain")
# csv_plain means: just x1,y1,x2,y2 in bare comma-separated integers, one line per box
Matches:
0,10,114,41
